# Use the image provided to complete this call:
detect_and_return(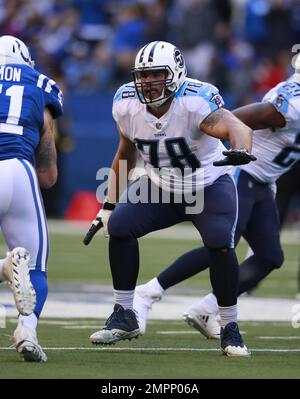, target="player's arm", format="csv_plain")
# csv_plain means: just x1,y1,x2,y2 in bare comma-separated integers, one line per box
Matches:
200,108,256,166
83,125,137,243
35,108,57,189
233,102,286,130
200,108,253,152
106,125,137,204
